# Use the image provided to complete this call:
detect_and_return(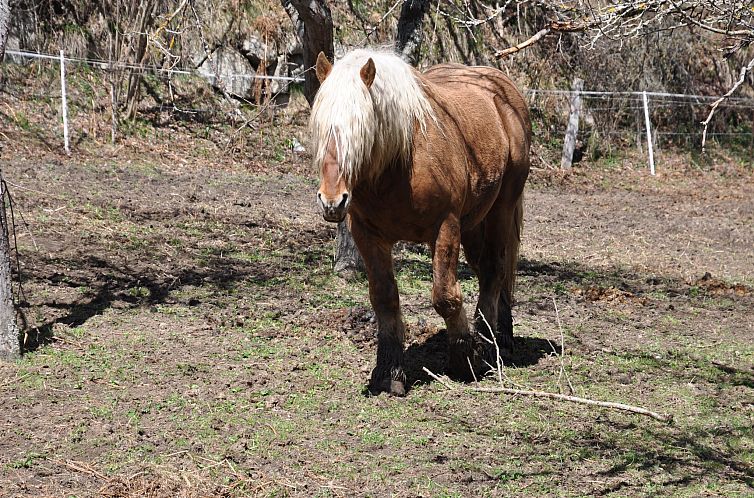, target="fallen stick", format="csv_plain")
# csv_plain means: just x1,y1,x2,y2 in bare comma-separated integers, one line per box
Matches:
422,367,673,423
57,459,108,479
